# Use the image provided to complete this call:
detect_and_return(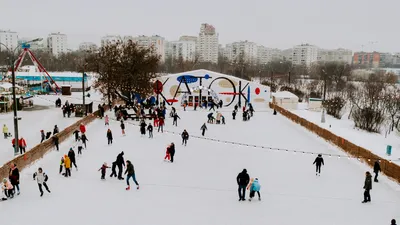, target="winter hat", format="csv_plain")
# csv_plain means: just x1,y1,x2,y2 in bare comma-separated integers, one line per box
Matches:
104,162,107,166
255,178,258,180
70,148,73,151
2,178,7,183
